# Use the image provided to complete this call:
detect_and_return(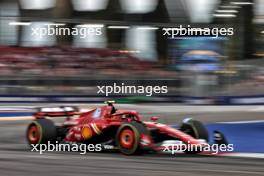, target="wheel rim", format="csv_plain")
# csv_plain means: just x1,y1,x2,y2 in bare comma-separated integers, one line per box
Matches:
27,124,40,144
119,128,135,149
